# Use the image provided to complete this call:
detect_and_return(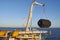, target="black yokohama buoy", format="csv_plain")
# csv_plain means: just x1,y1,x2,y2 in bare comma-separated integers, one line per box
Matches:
38,19,51,28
